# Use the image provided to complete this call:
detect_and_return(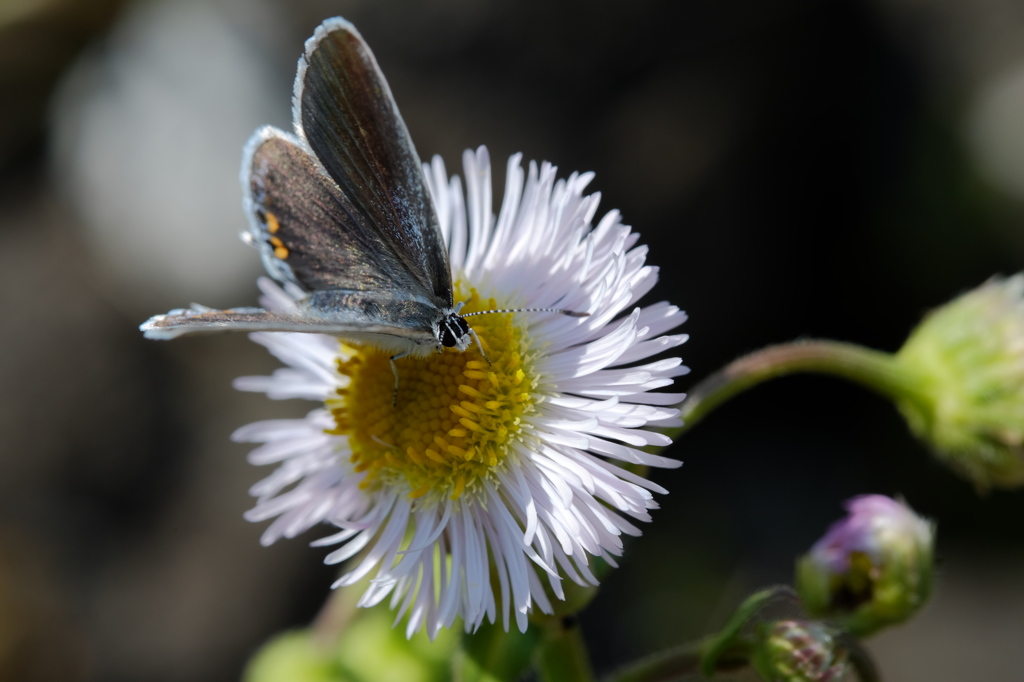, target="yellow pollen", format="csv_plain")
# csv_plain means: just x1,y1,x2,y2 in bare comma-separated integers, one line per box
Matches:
325,285,539,501
274,245,289,259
